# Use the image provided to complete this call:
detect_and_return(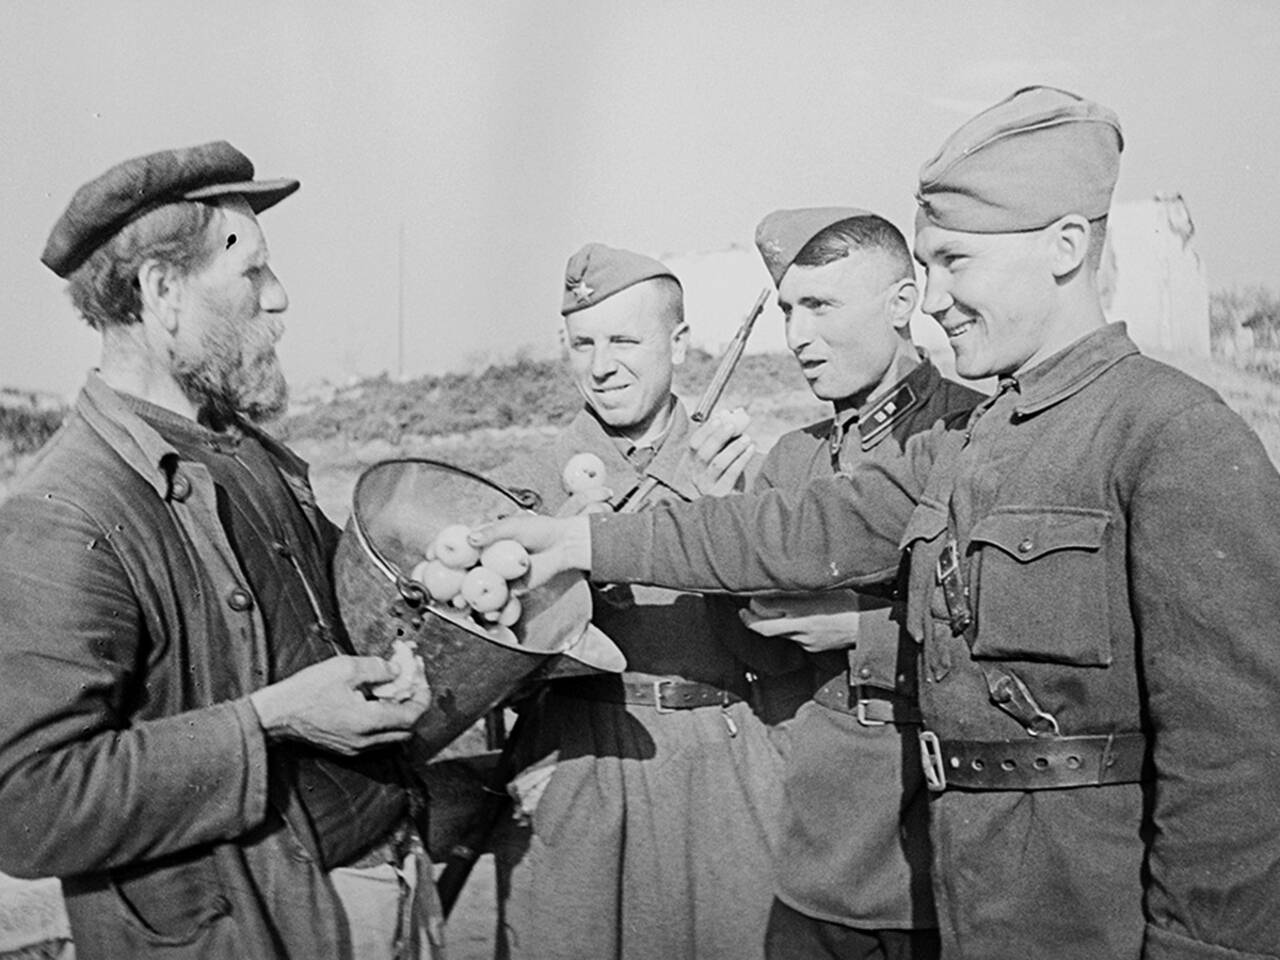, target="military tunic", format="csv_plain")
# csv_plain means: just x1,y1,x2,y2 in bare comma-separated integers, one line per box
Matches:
493,402,783,960
754,358,981,935
590,325,1280,959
